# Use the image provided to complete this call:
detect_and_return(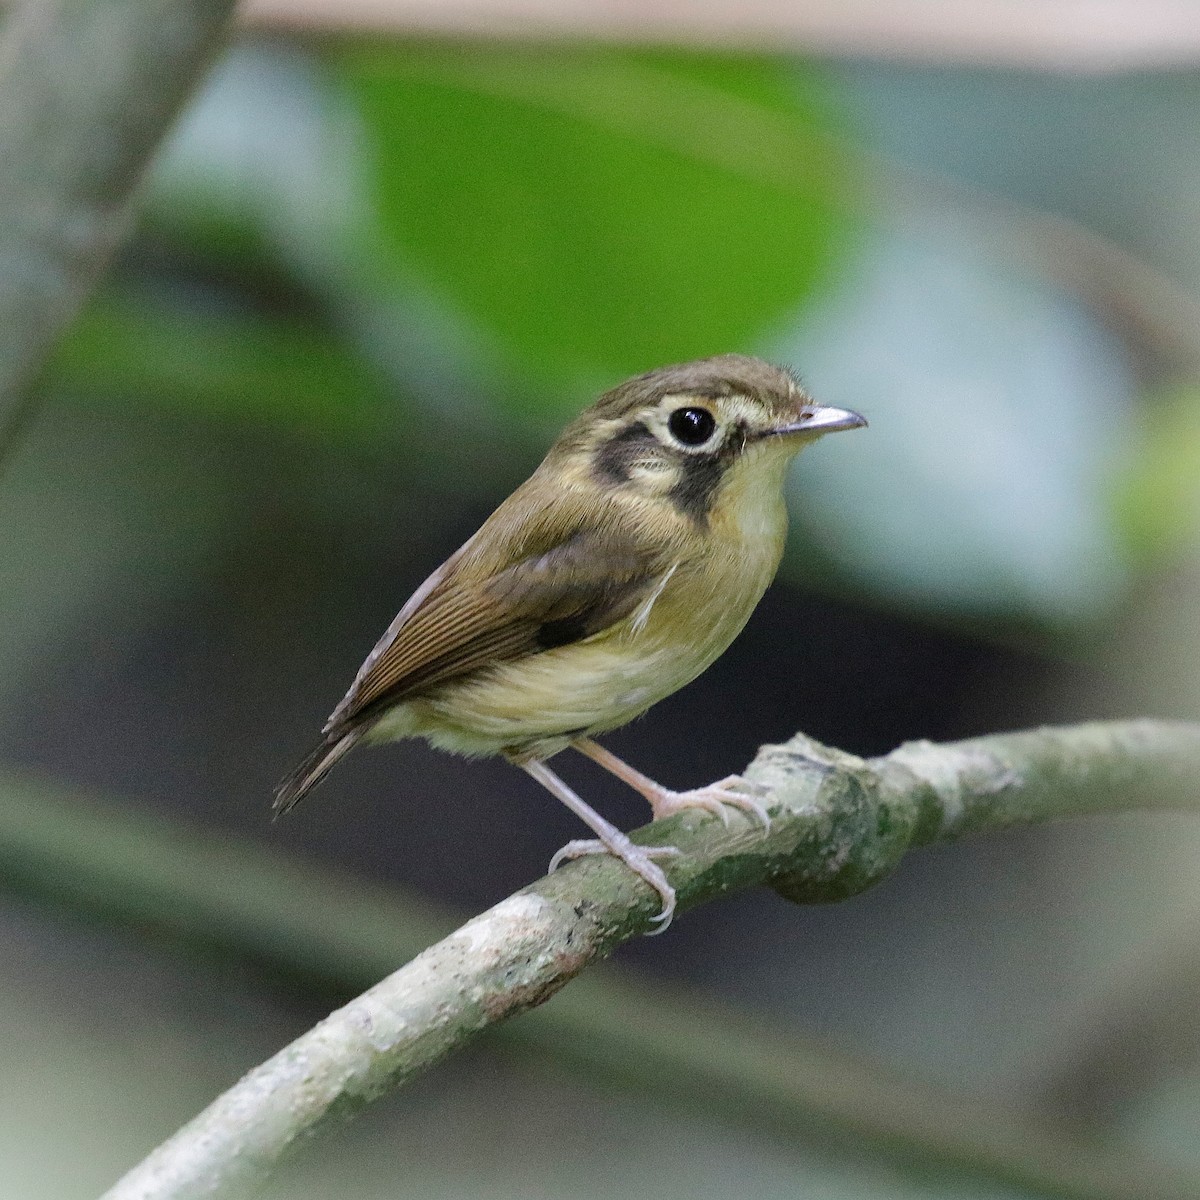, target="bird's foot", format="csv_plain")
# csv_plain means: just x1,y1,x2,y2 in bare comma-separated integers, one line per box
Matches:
649,775,771,829
548,838,682,932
